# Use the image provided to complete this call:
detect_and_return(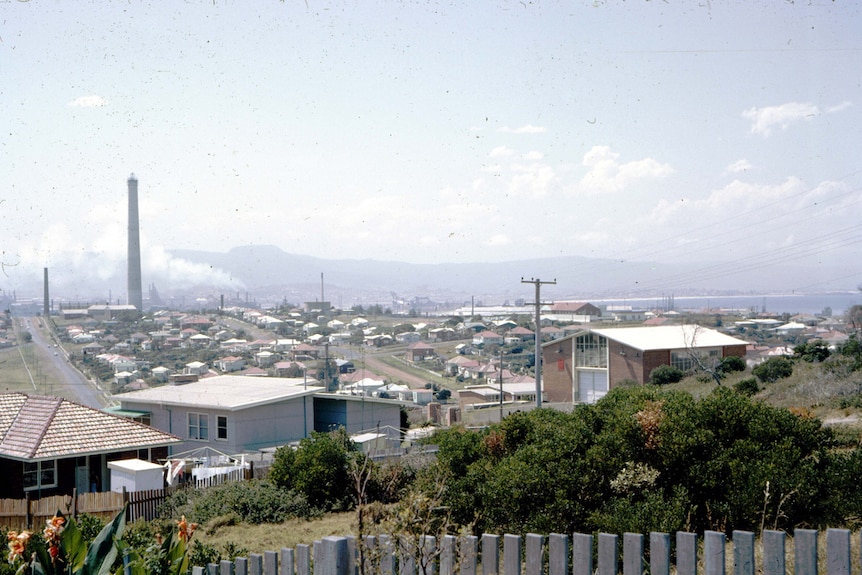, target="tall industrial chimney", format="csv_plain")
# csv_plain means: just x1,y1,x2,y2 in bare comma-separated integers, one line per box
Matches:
43,268,49,316
127,174,143,311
